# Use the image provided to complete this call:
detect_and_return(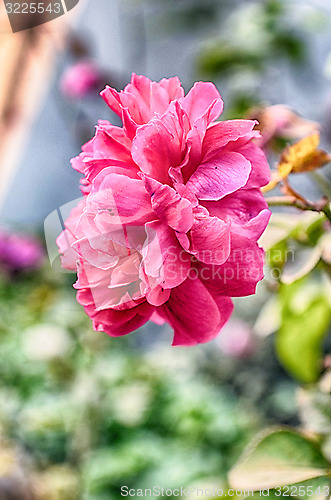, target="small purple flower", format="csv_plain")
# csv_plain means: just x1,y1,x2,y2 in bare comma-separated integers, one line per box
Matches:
0,229,44,273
